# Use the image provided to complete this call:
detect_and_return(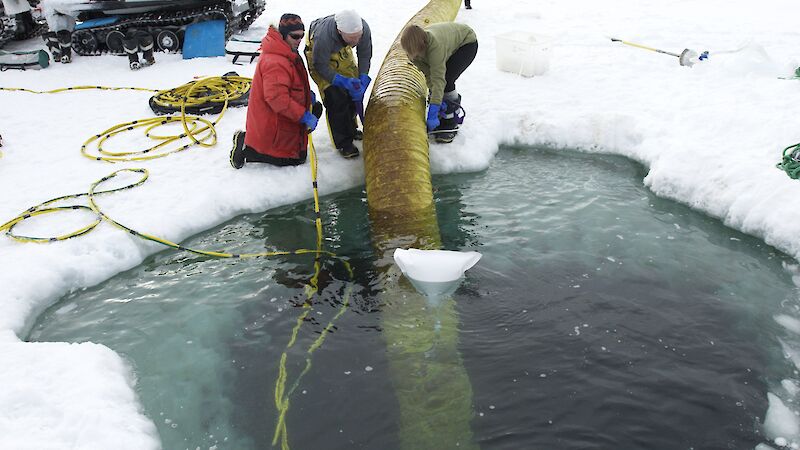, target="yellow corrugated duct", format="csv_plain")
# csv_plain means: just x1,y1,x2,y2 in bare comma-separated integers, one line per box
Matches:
362,1,478,449
363,0,461,221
